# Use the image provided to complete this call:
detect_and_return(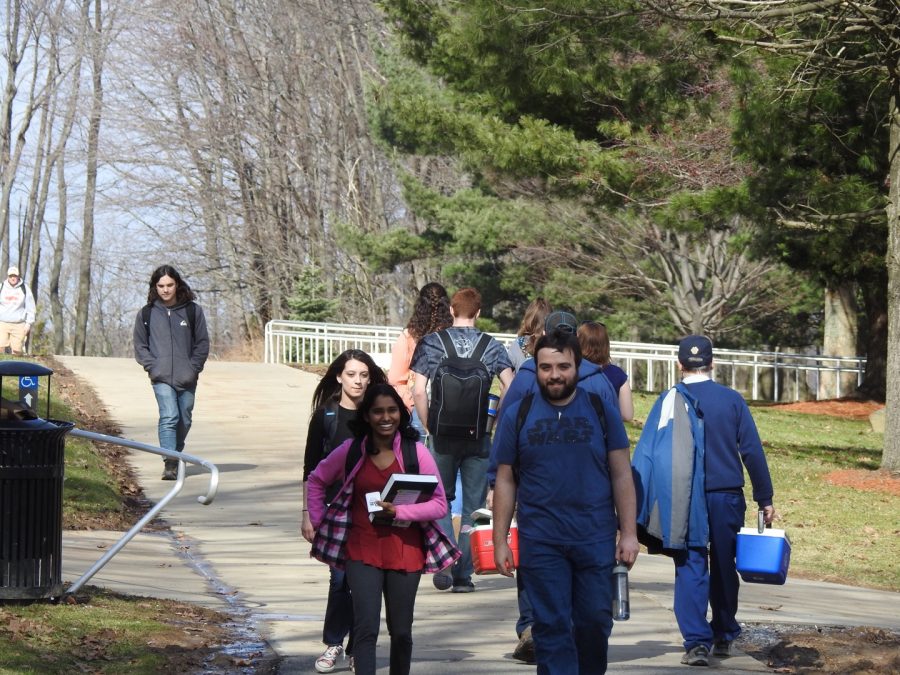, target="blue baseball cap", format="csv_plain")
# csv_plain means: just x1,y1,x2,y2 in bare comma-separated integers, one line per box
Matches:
678,335,713,368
